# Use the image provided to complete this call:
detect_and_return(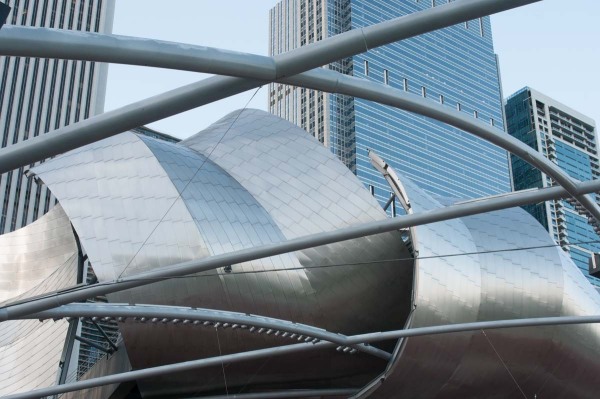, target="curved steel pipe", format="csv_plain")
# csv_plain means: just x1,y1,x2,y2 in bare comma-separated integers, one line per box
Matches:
0,0,540,80
5,314,600,399
184,389,358,399
2,179,600,323
2,2,594,223
27,303,391,360
285,68,600,224
0,0,540,174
